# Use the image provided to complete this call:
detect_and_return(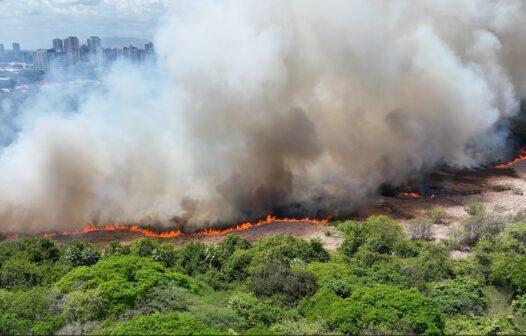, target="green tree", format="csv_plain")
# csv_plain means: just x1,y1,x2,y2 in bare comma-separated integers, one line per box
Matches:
62,289,109,323
429,277,486,316
0,258,42,290
248,262,318,304
56,256,195,314
63,240,100,267
327,285,444,335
